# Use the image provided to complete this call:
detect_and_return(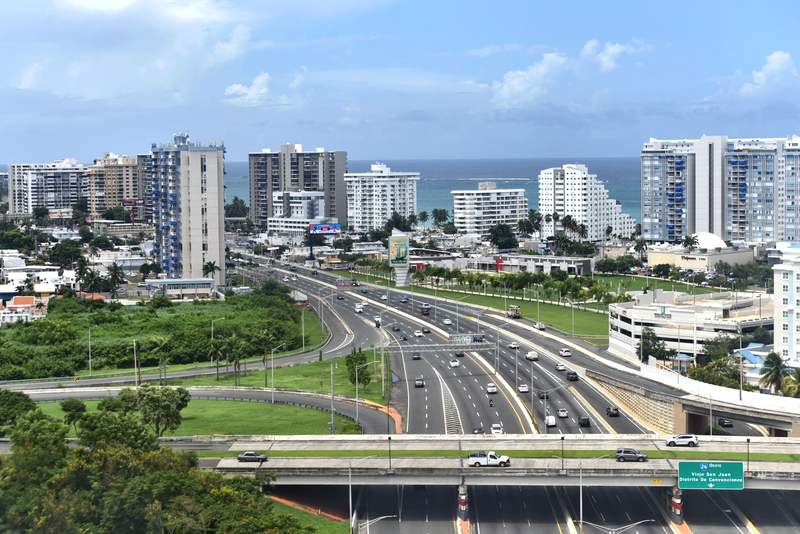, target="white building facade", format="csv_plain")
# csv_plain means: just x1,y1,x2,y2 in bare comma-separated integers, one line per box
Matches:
344,163,419,232
148,132,226,286
8,158,87,215
773,249,800,363
267,190,336,240
452,182,528,236
641,135,800,245
539,164,636,241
